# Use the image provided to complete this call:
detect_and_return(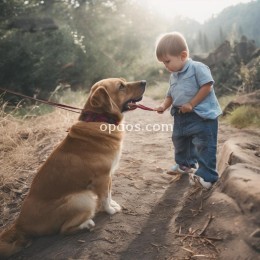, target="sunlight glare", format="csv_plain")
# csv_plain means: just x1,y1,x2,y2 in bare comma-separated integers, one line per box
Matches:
139,0,253,23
